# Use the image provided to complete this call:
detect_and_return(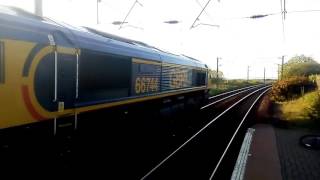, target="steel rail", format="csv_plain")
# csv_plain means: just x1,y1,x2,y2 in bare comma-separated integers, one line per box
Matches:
209,87,271,180
201,85,264,110
209,84,262,100
140,85,271,180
